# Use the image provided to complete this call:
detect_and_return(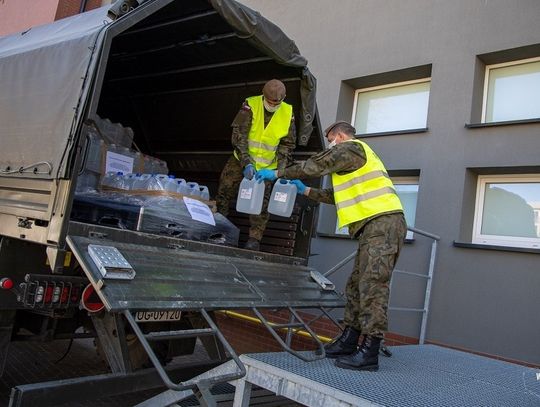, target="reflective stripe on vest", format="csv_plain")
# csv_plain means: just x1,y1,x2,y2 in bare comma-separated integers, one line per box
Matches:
234,95,292,170
332,139,403,228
